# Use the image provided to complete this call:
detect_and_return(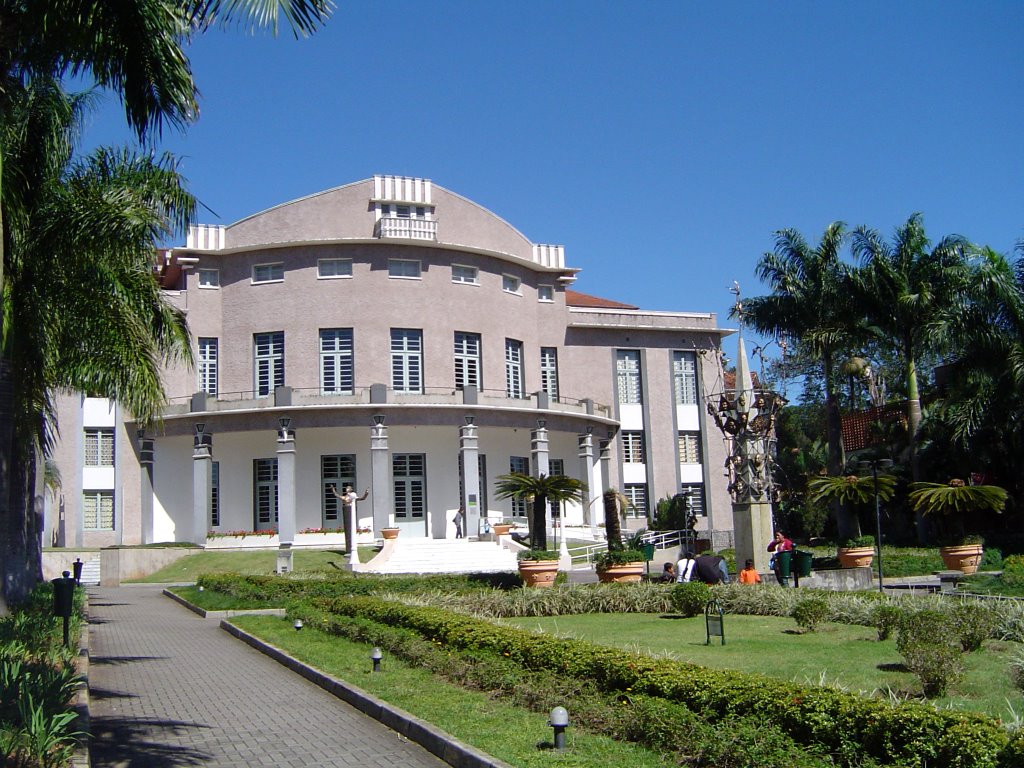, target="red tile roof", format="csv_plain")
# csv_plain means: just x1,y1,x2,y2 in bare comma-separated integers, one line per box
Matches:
565,289,638,310
840,403,907,452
